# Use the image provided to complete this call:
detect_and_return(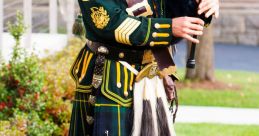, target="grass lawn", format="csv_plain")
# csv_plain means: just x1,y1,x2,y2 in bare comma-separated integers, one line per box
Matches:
175,123,259,136
176,69,259,108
